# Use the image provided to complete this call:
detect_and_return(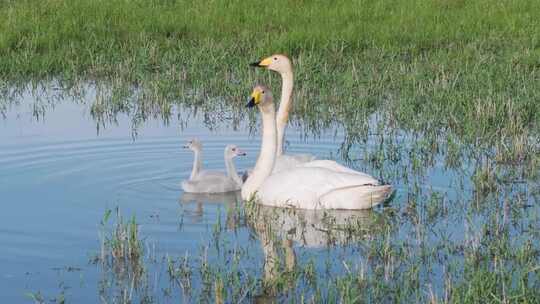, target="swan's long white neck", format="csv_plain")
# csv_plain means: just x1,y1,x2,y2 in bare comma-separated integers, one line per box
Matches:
276,71,293,156
241,102,277,200
225,154,242,185
189,149,202,180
